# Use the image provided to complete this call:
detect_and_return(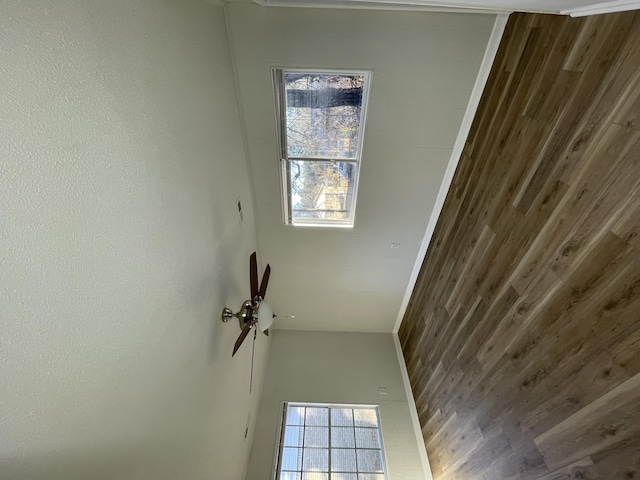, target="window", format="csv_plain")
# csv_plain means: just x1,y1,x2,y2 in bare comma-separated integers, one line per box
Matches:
273,69,371,227
275,403,387,480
